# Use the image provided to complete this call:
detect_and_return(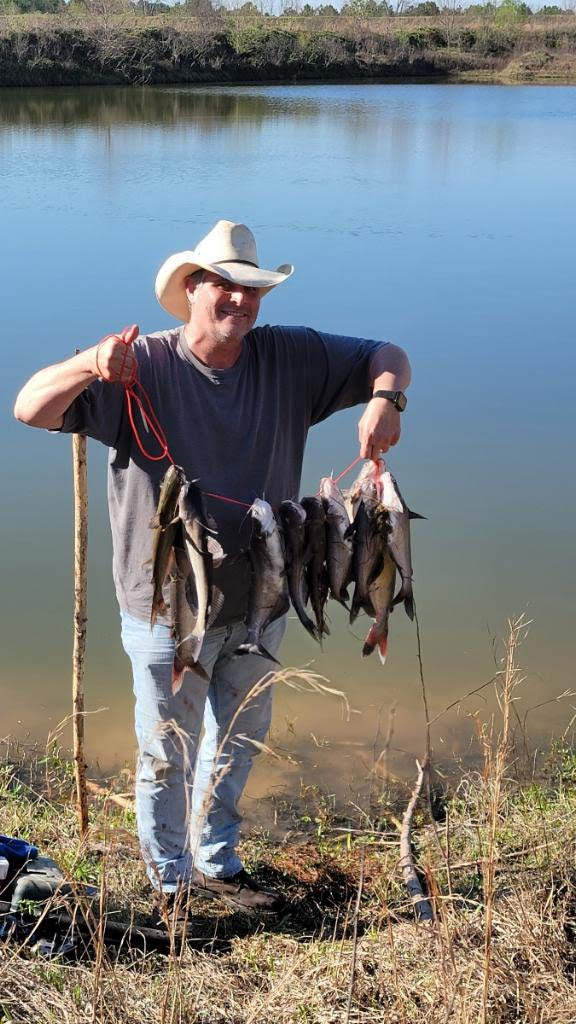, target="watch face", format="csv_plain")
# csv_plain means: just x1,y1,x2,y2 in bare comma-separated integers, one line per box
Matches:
395,392,407,412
